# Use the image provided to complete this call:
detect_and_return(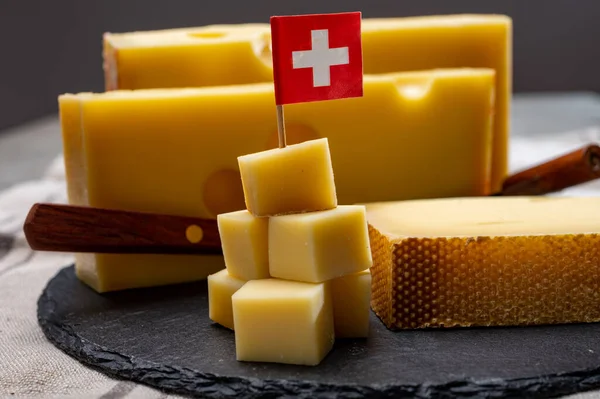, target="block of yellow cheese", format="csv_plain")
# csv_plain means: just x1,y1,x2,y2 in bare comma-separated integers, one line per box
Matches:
207,269,246,330
269,206,372,283
103,15,511,192
232,279,334,366
60,69,493,291
61,69,494,213
217,210,269,280
365,197,600,330
331,269,372,338
238,138,337,216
